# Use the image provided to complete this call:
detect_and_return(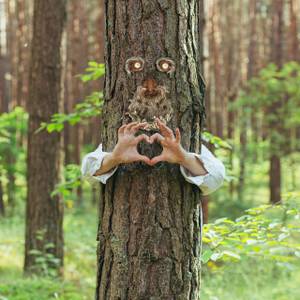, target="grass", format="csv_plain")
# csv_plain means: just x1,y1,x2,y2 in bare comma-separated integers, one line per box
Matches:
0,208,97,300
1,155,300,300
202,259,300,300
1,206,299,300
